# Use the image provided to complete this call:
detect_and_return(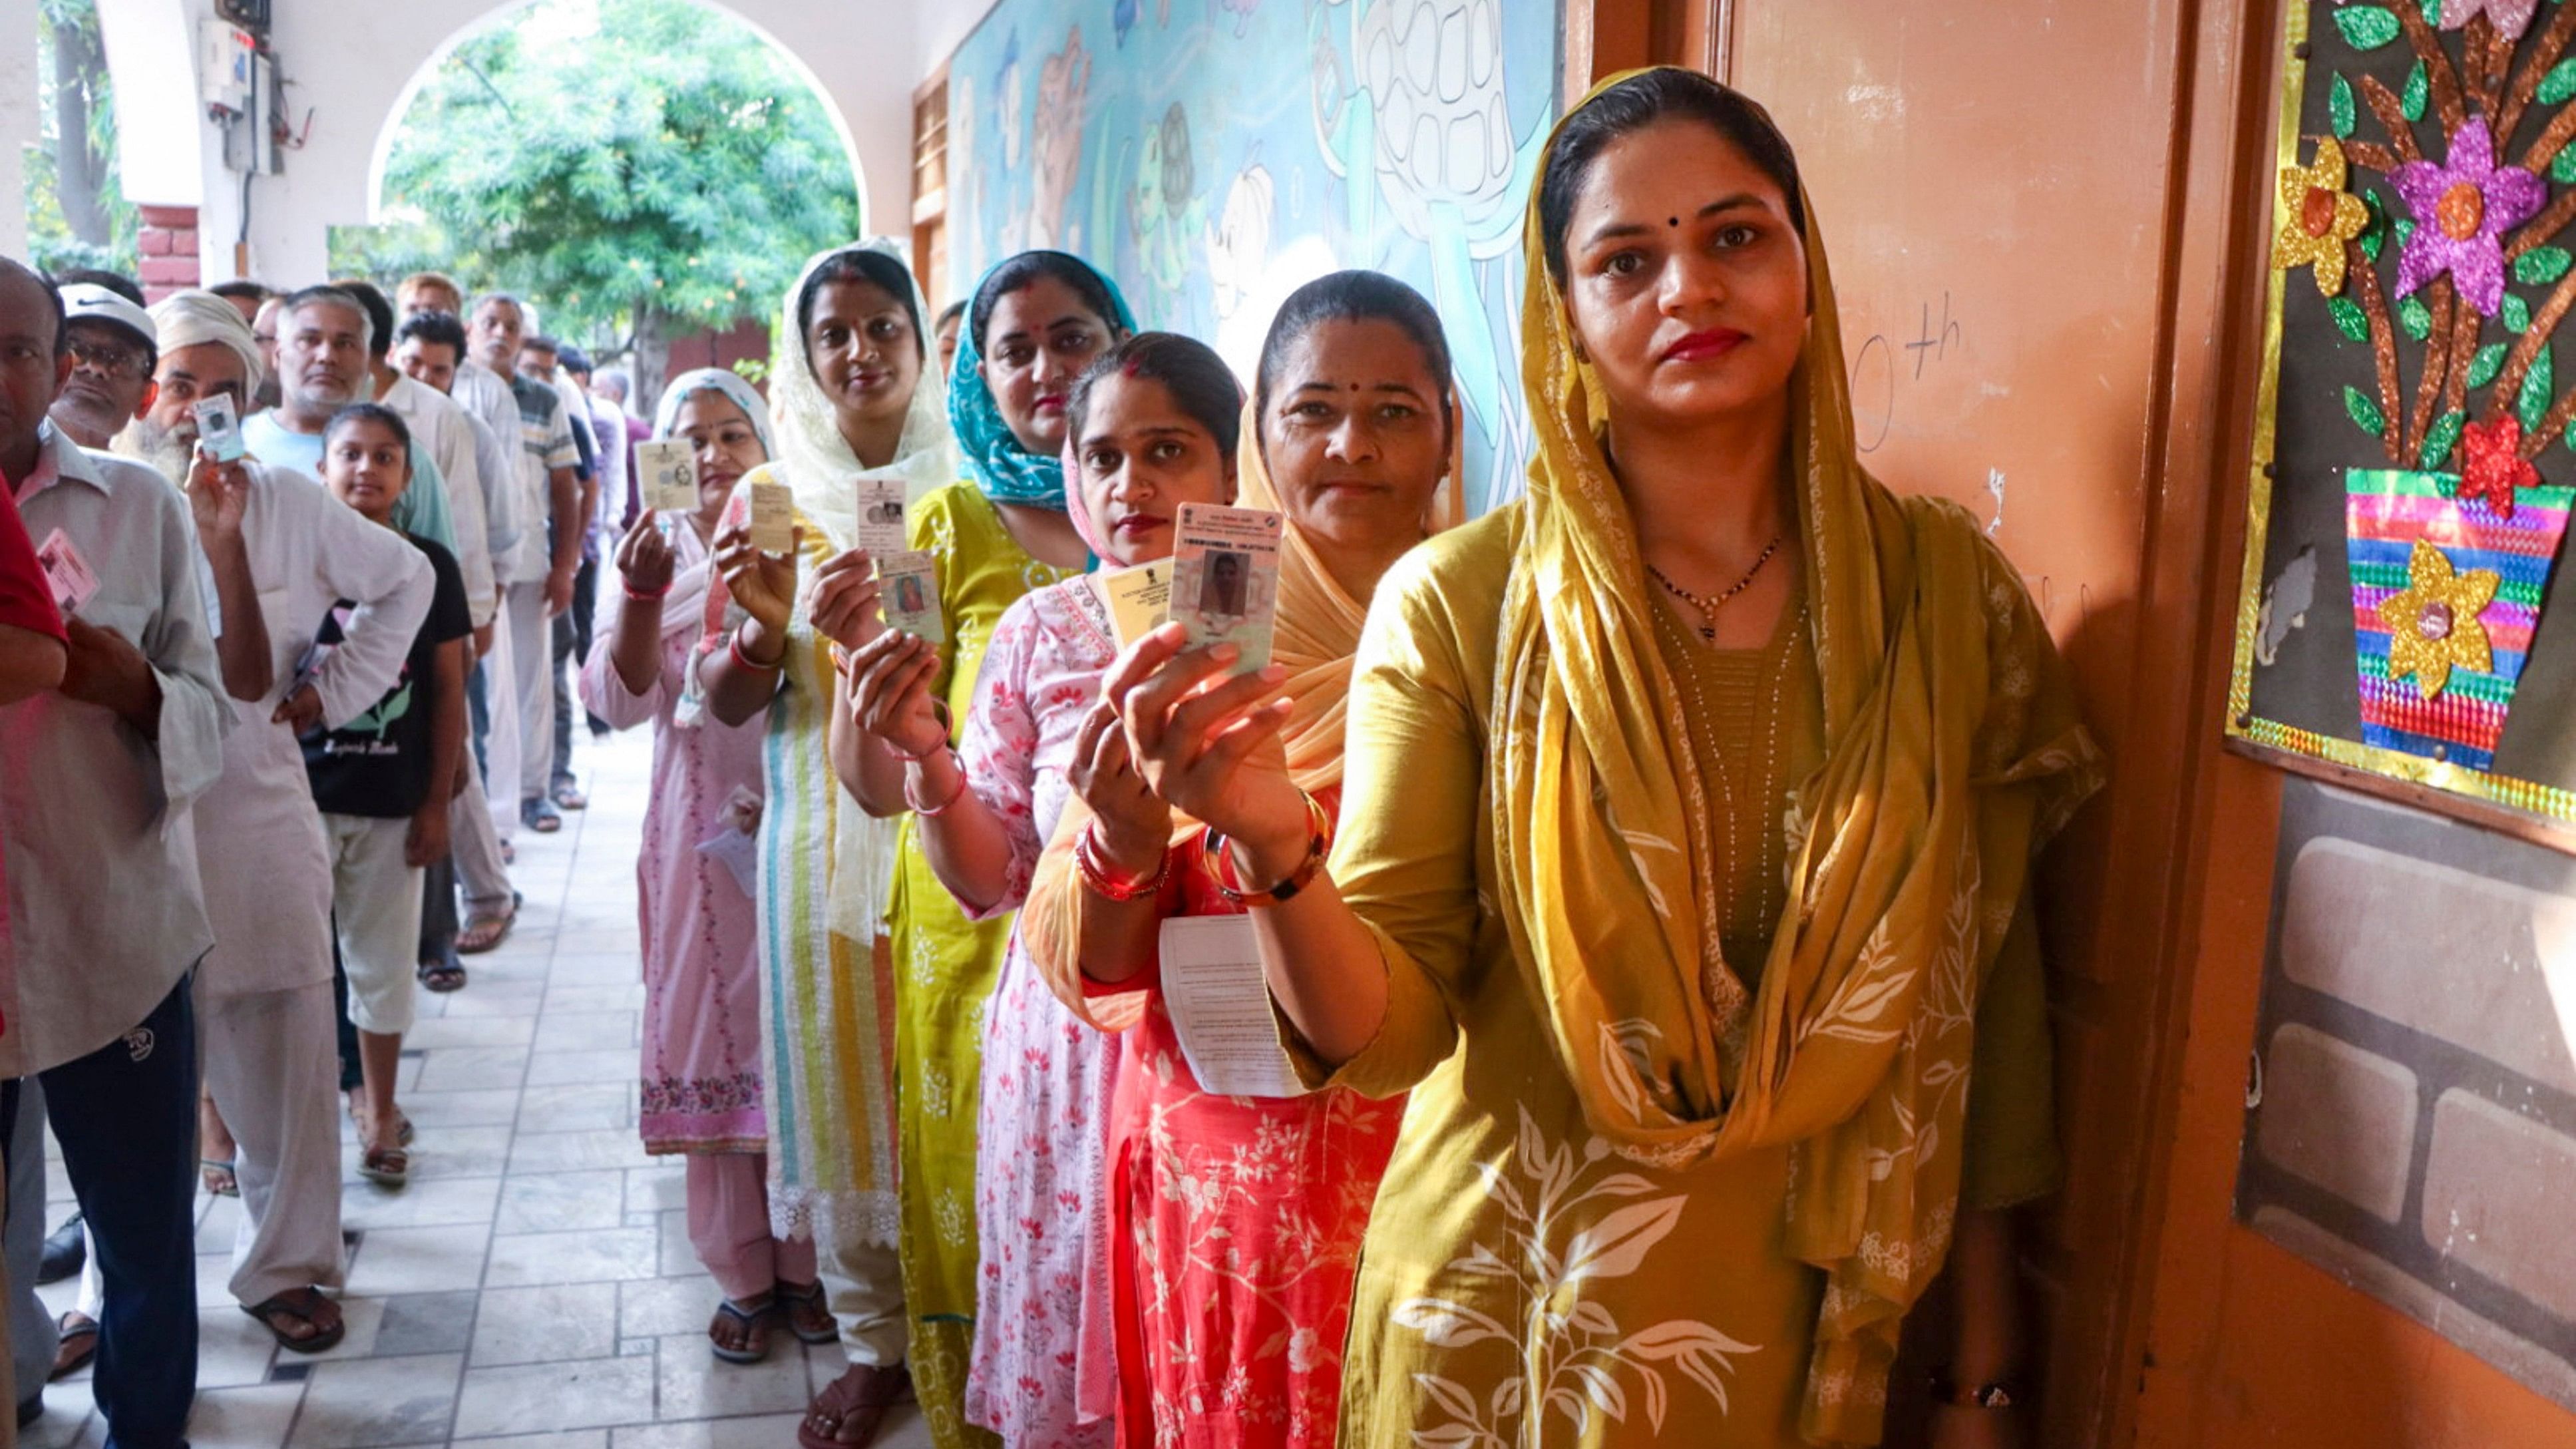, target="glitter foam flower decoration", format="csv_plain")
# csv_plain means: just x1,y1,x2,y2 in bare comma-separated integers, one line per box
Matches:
2455,414,2537,517
2440,0,2542,41
2379,538,2502,698
2275,136,2370,296
2391,119,2546,316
